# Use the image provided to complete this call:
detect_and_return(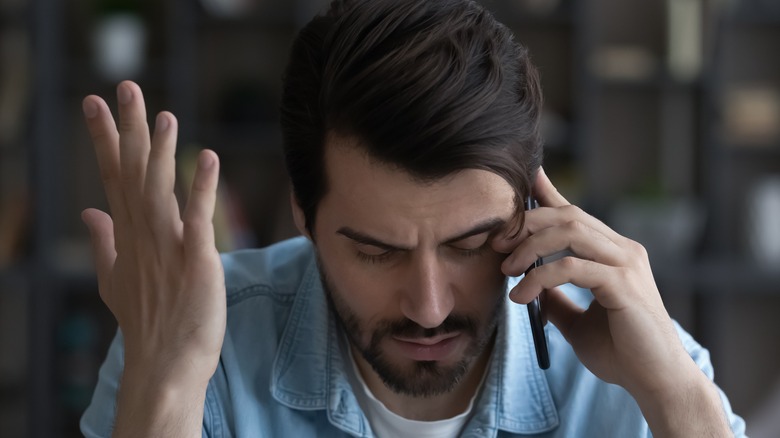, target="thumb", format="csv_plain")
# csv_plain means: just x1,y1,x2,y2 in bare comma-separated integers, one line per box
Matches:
543,286,583,344
534,167,570,208
82,208,117,302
